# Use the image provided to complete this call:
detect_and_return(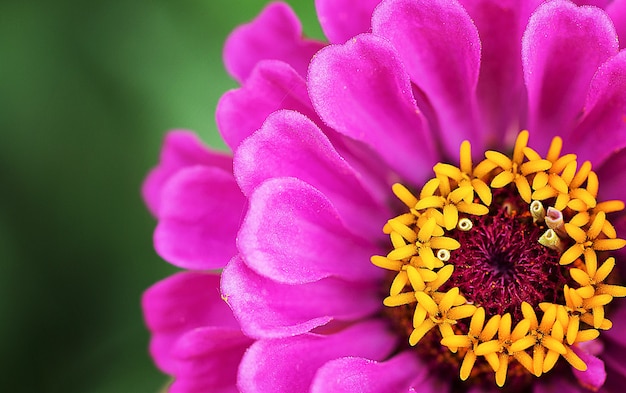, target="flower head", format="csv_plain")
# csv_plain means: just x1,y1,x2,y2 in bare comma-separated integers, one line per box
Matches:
142,0,626,392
